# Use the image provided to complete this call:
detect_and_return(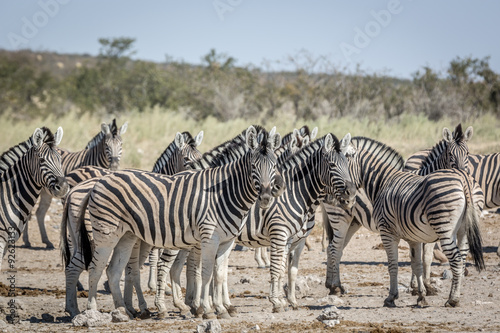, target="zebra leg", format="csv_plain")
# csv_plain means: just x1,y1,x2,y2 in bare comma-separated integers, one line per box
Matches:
170,249,190,315
269,239,288,313
136,241,154,318
155,248,182,317
440,238,464,308
106,232,138,318
124,240,141,317
148,248,159,291
287,238,306,310
65,251,86,317
408,241,428,307
326,214,360,295
187,245,202,314
221,246,236,317
254,247,267,268
410,242,437,296
380,231,400,308
198,238,220,319
213,240,234,319
34,190,54,248
87,244,116,312
263,247,271,267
